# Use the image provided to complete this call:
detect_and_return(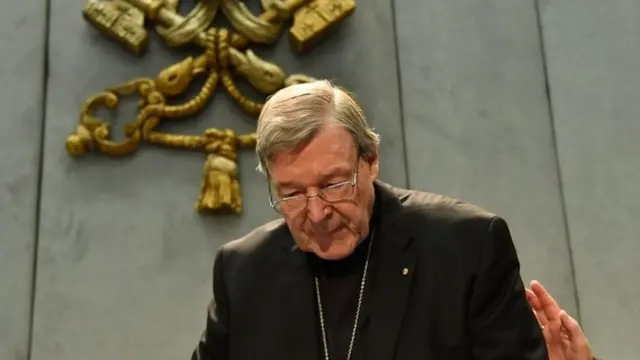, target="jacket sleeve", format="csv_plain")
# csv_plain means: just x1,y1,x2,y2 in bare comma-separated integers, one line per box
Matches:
191,248,230,360
467,216,548,359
